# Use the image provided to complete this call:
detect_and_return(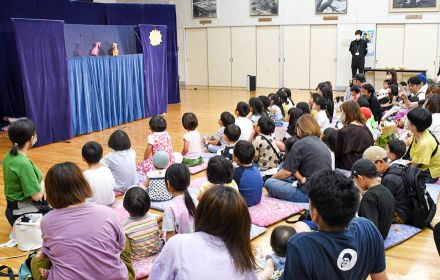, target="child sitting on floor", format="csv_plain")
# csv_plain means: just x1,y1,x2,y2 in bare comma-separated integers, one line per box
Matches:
258,226,296,280
206,112,235,153
82,141,116,206
249,97,267,125
122,186,161,260
352,159,395,239
253,116,281,171
378,79,391,100
181,112,203,167
233,140,263,207
235,102,253,141
162,163,198,241
269,93,285,127
197,156,238,200
259,95,272,117
145,151,172,201
101,130,138,193
321,128,337,170
137,116,174,176
221,124,241,162
350,85,361,101
312,95,330,132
